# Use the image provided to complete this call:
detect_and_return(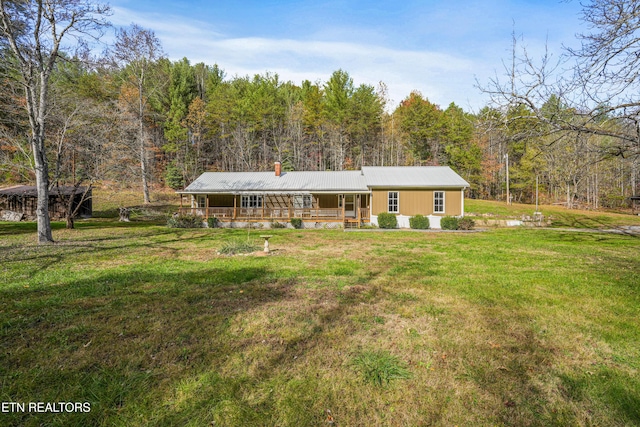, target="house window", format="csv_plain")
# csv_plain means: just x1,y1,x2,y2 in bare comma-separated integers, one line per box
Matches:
388,191,399,213
241,195,263,208
293,194,312,209
434,191,444,213
196,195,206,208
